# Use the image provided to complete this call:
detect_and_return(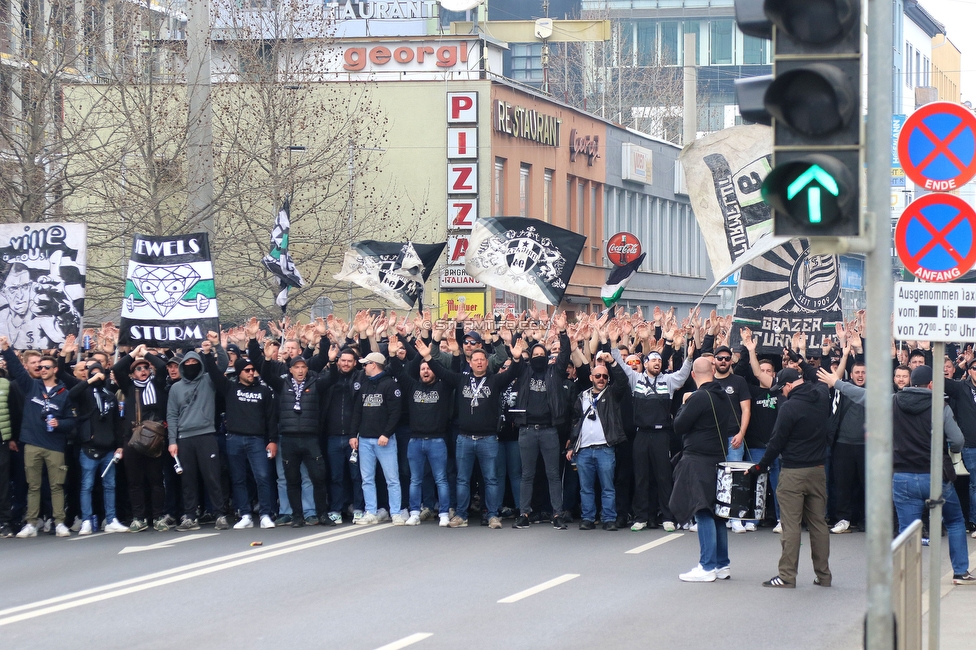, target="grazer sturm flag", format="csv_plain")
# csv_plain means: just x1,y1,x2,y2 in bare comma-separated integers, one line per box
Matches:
119,233,219,346
334,240,445,310
601,252,646,307
465,217,586,306
261,198,304,309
